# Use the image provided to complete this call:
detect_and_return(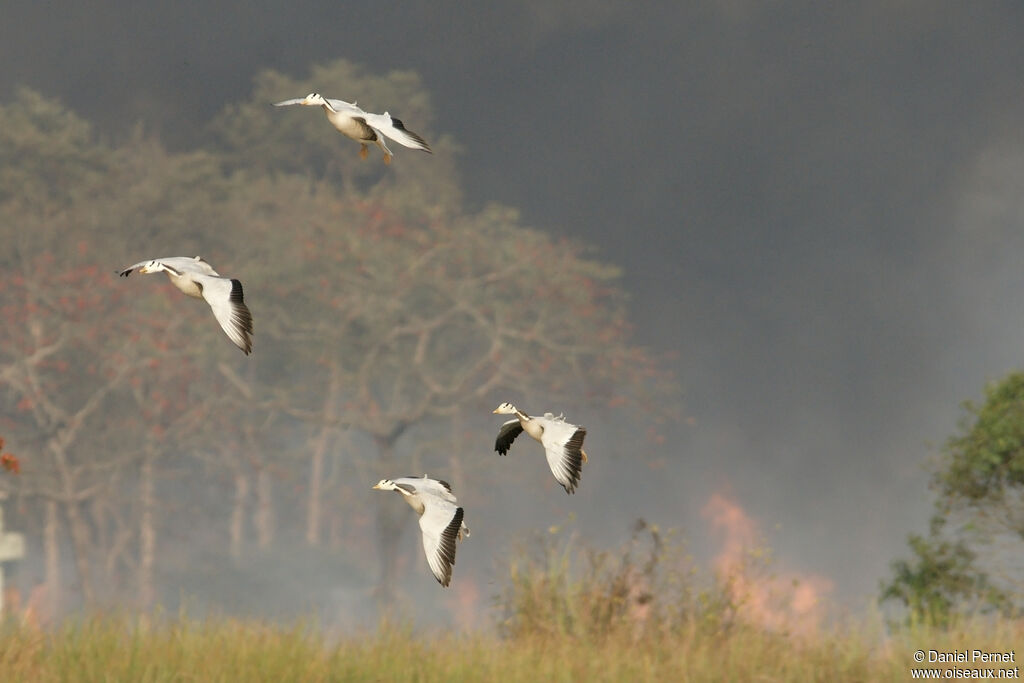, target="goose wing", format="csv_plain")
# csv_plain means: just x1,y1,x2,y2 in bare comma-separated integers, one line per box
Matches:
119,259,155,277
167,256,220,276
193,274,254,355
418,498,464,587
324,97,364,114
412,476,458,503
118,256,219,278
495,419,524,456
273,96,361,113
362,112,432,153
537,415,587,494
